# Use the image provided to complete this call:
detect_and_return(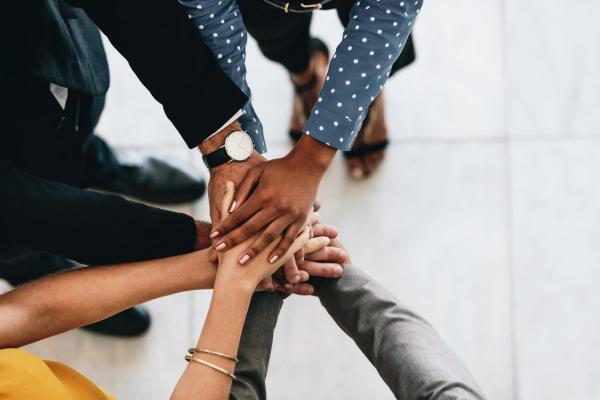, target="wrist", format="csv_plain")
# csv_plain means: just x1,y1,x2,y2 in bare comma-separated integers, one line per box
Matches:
198,120,242,155
214,272,256,296
290,135,336,173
